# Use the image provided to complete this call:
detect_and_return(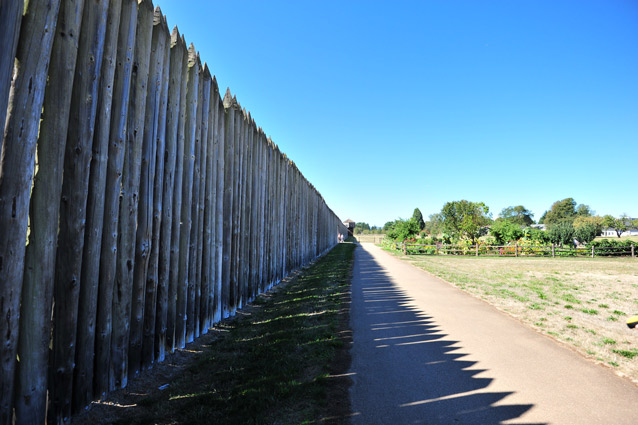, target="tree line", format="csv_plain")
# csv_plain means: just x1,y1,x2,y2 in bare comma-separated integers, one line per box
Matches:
369,198,637,247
